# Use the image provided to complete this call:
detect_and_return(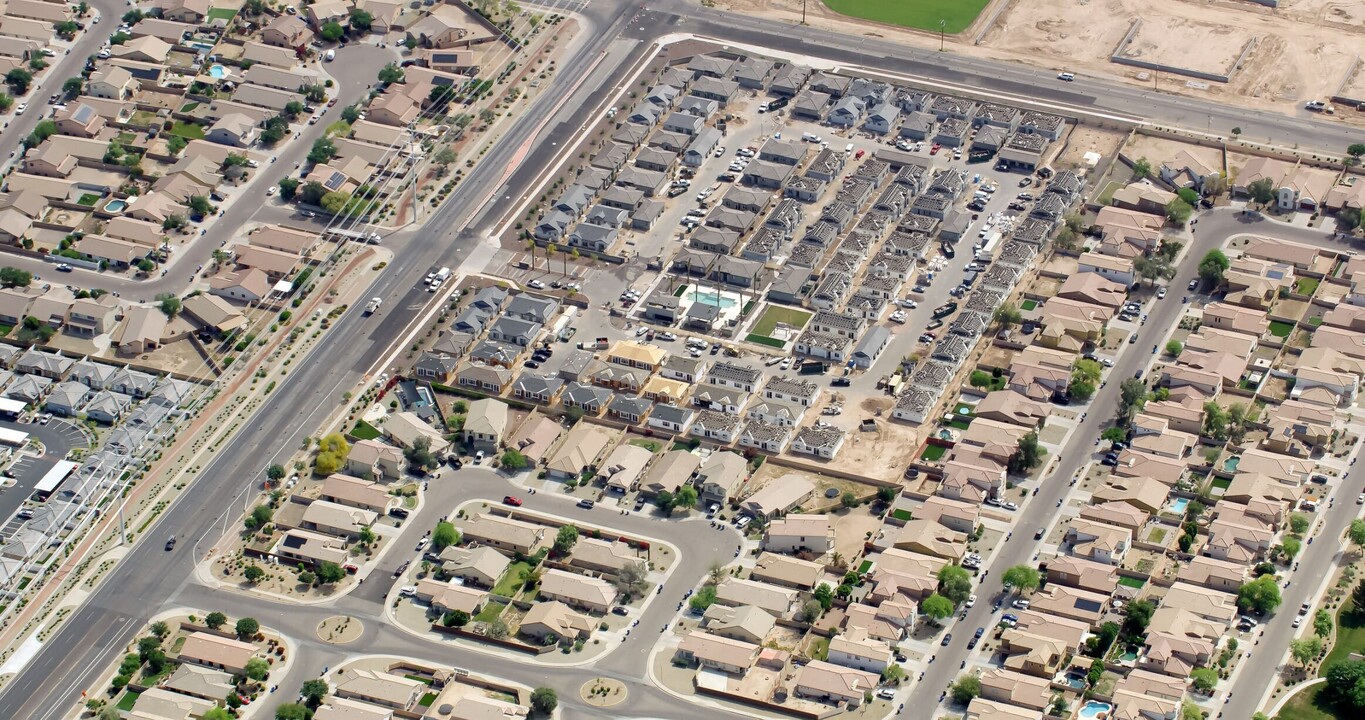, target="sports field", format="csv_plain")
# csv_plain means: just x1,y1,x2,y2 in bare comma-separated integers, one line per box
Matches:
820,0,990,33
